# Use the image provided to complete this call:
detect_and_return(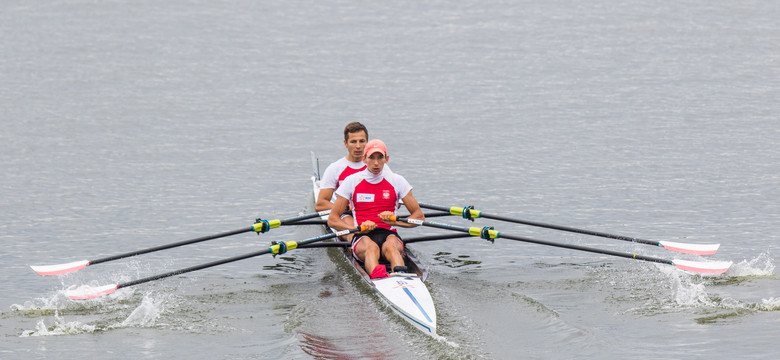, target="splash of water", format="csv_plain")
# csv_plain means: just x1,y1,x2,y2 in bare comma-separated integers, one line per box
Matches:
657,251,778,316
431,333,461,348
20,309,98,337
112,293,168,329
668,270,716,307
758,297,780,311
728,251,775,277
13,290,174,337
